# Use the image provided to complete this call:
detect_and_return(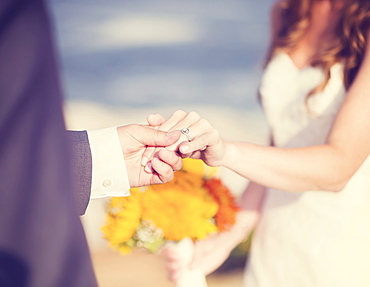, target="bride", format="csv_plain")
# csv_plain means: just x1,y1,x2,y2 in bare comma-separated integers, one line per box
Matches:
145,0,370,286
